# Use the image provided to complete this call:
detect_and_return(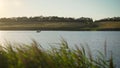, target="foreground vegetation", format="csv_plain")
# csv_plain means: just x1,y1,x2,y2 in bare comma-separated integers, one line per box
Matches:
0,40,115,68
